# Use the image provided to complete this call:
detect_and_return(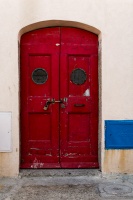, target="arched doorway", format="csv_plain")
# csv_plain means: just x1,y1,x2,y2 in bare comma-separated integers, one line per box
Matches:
20,27,98,168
